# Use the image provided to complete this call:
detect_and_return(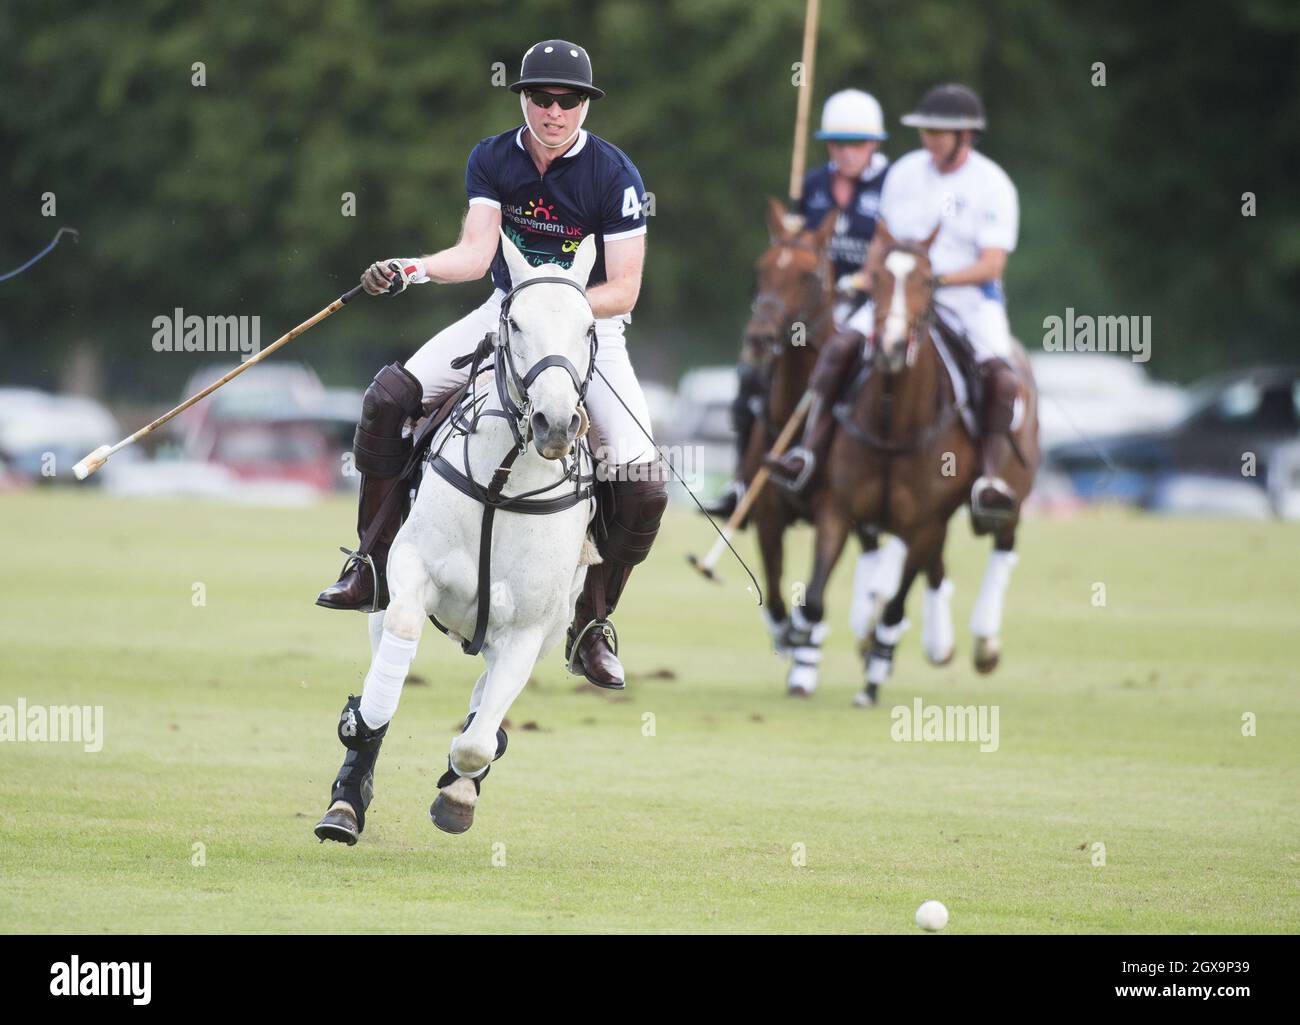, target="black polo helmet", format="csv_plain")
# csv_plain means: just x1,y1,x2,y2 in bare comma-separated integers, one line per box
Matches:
900,83,986,131
510,40,604,100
